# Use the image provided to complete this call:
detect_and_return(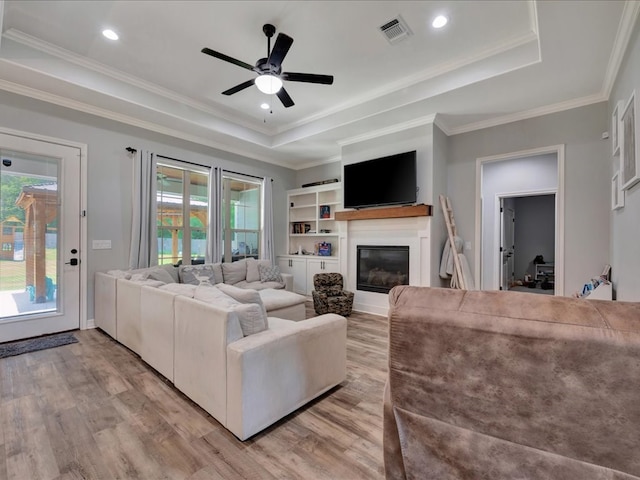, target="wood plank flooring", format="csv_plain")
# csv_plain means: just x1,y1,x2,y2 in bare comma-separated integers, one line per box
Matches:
0,303,389,480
